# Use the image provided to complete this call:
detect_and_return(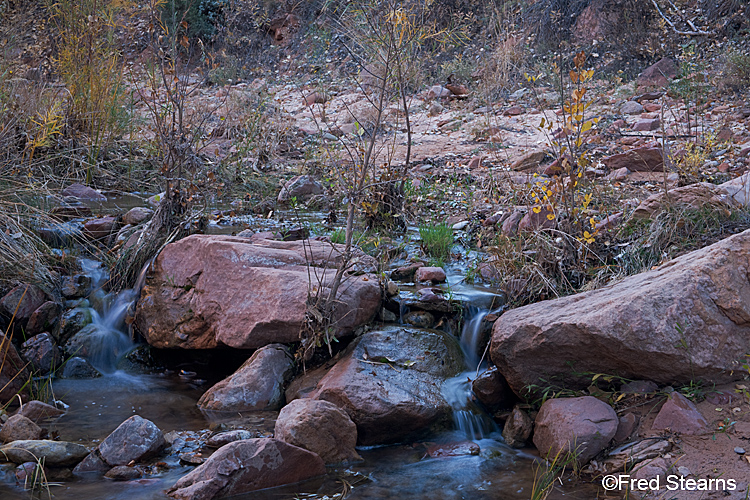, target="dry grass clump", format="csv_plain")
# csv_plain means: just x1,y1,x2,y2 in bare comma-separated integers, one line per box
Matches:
482,204,750,306
0,200,57,295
